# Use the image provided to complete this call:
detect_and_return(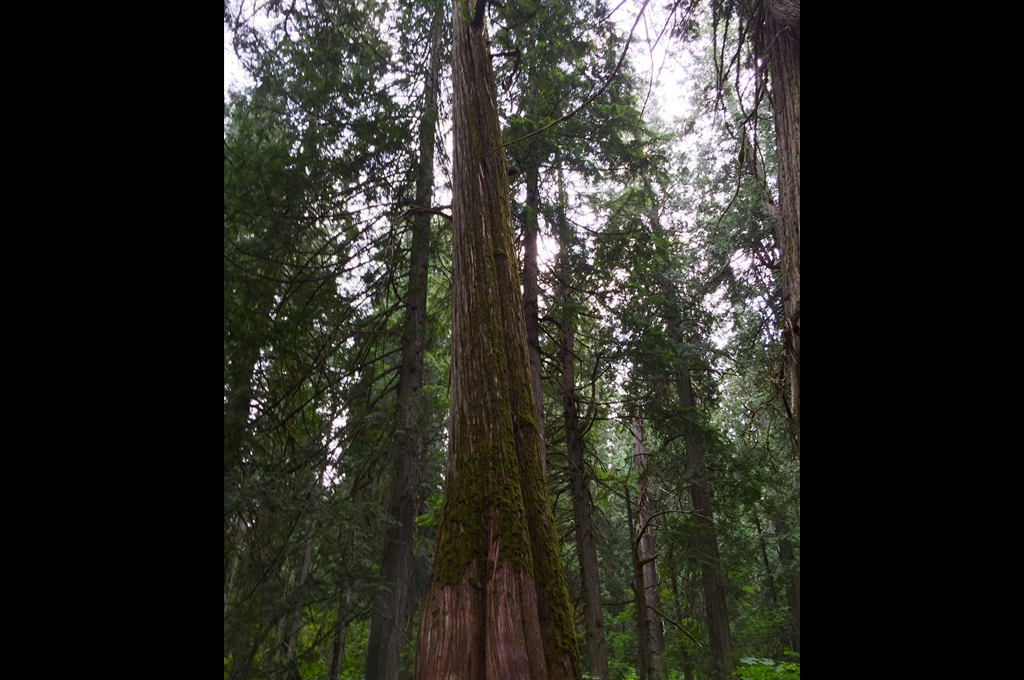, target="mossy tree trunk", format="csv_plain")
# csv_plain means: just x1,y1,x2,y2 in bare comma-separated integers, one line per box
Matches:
760,0,800,440
364,5,443,679
413,3,582,679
